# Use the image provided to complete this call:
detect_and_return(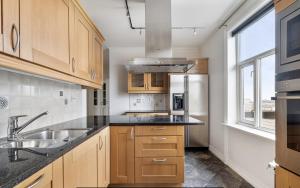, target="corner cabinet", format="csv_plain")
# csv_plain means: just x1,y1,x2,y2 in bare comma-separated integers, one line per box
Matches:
276,166,300,188
274,0,296,13
128,73,168,93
